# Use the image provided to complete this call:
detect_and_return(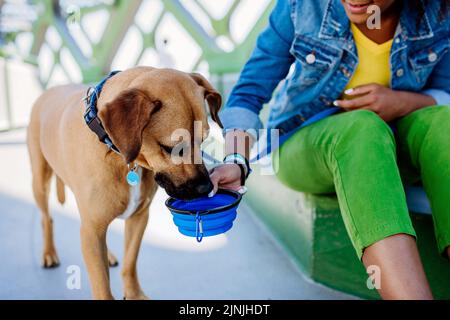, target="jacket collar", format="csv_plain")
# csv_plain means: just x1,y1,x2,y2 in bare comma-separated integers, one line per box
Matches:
318,0,433,41
398,0,433,41
318,0,350,40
